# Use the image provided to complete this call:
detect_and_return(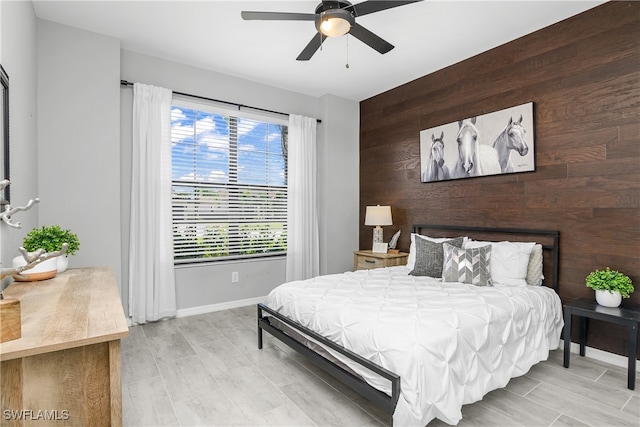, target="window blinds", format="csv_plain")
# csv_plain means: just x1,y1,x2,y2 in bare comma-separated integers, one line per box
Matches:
171,103,288,263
